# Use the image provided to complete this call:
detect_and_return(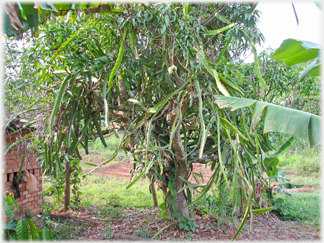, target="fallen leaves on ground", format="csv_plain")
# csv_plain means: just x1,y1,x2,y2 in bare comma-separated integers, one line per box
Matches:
38,206,320,241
